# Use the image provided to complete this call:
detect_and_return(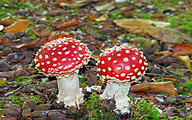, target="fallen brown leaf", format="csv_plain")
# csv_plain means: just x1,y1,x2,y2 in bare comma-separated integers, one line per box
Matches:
4,20,29,33
144,26,192,44
130,81,179,95
0,17,14,26
93,1,115,11
49,34,72,41
114,19,171,34
172,44,192,52
172,50,192,57
52,19,78,29
31,28,51,37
